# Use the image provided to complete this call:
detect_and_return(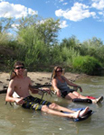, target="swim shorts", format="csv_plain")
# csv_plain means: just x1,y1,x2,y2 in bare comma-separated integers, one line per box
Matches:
61,89,75,98
22,95,51,111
